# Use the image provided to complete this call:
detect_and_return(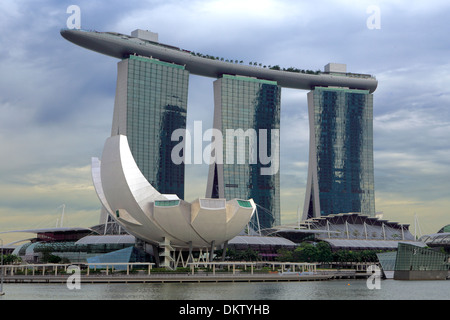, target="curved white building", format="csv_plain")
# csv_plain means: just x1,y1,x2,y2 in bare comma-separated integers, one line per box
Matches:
92,135,255,253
